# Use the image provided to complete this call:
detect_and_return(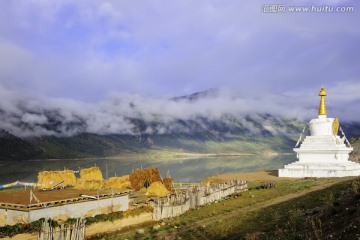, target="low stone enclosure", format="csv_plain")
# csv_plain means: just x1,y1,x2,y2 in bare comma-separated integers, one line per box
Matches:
151,179,248,221
0,179,247,237
0,192,129,226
